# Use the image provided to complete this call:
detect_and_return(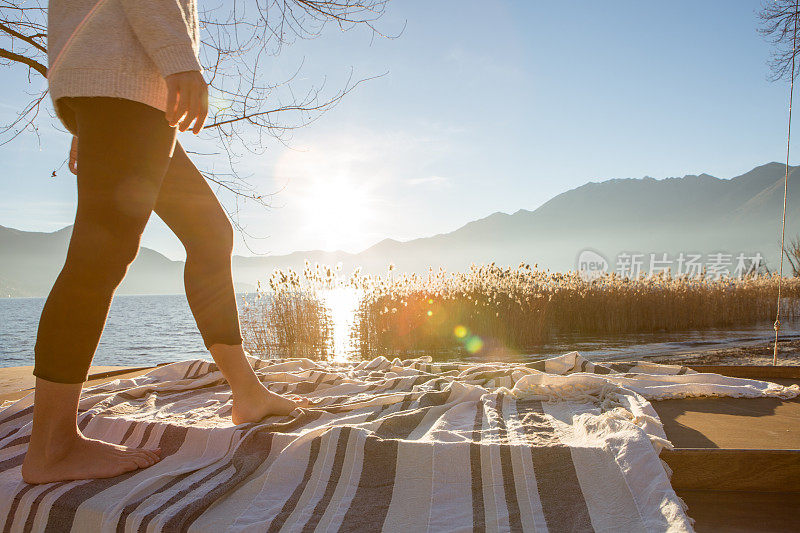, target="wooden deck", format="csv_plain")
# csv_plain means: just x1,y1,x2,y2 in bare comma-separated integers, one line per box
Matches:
0,366,155,403
654,365,800,532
